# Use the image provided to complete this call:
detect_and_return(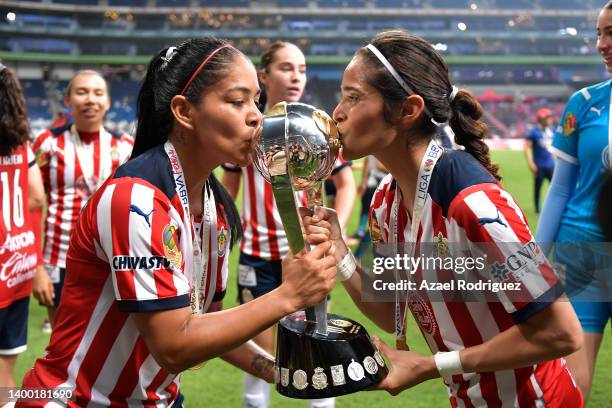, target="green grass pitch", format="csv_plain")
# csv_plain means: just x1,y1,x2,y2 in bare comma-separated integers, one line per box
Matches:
16,150,611,406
